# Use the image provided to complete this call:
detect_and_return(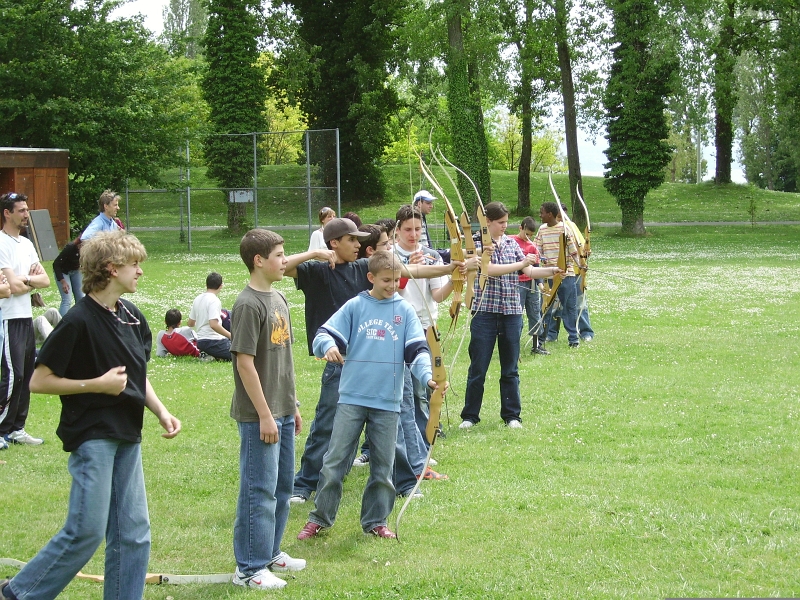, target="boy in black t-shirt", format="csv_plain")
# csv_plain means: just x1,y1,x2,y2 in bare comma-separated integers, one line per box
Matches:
0,231,181,600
